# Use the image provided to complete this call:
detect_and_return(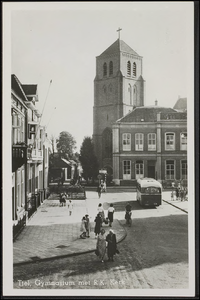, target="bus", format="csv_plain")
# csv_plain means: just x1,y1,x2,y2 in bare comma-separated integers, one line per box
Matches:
136,178,162,207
